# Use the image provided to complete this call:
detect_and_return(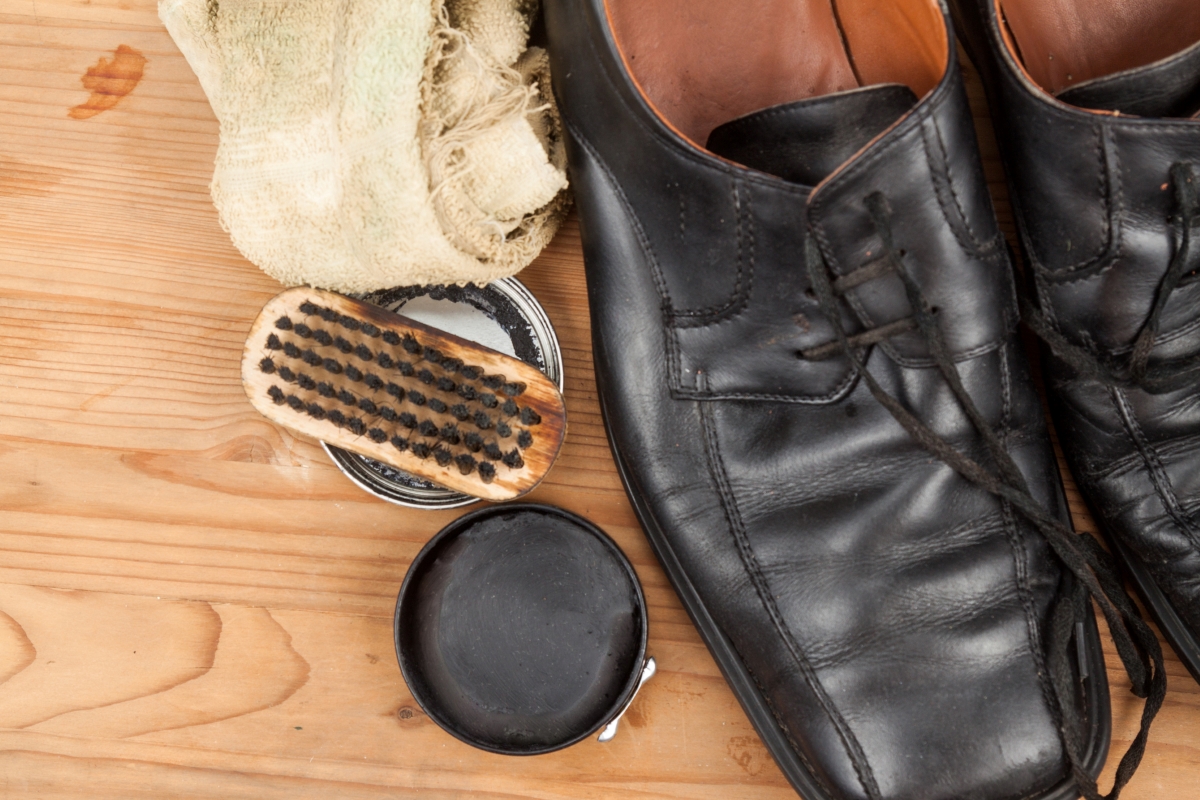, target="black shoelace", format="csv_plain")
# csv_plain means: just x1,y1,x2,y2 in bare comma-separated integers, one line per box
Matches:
1022,162,1199,395
801,192,1165,800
